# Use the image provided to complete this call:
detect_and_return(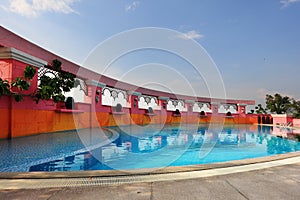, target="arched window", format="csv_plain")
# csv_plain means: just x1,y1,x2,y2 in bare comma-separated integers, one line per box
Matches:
200,111,206,116
115,103,123,112
173,109,181,116
148,107,153,114
65,97,74,109
226,111,232,117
